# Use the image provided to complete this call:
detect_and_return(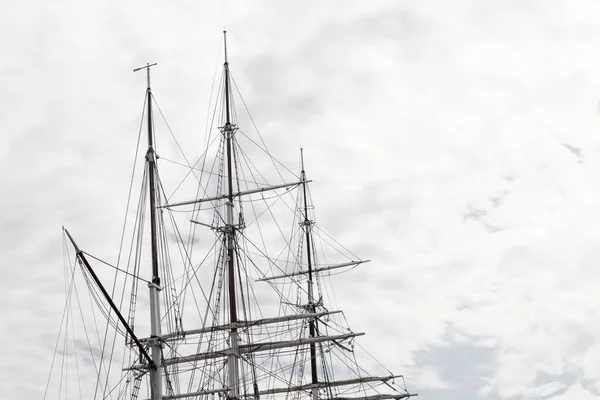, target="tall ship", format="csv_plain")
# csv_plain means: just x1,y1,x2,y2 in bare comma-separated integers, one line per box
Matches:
45,33,414,400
